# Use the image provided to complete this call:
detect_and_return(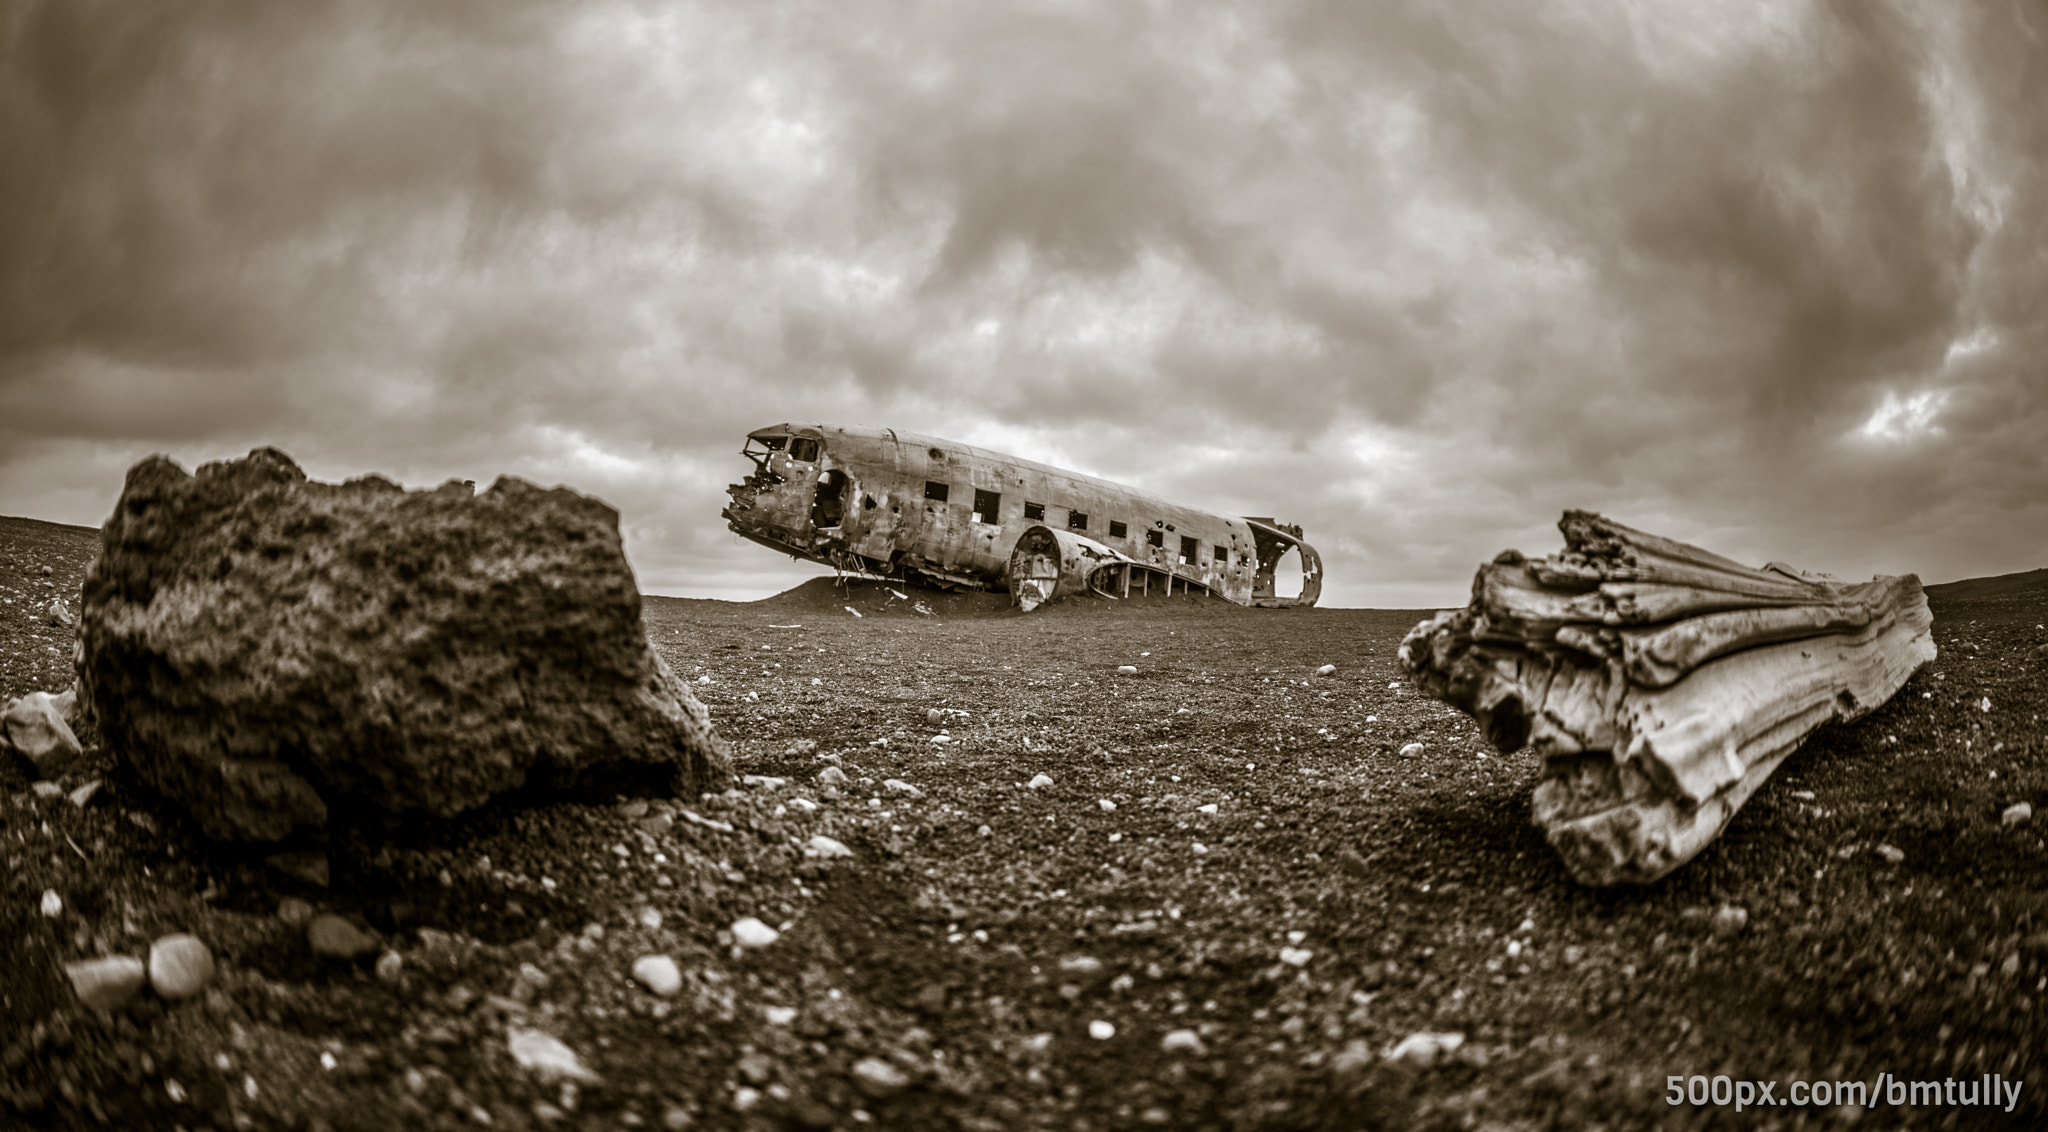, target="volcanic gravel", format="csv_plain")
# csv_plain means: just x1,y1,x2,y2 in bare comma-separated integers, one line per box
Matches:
2,513,2044,1130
